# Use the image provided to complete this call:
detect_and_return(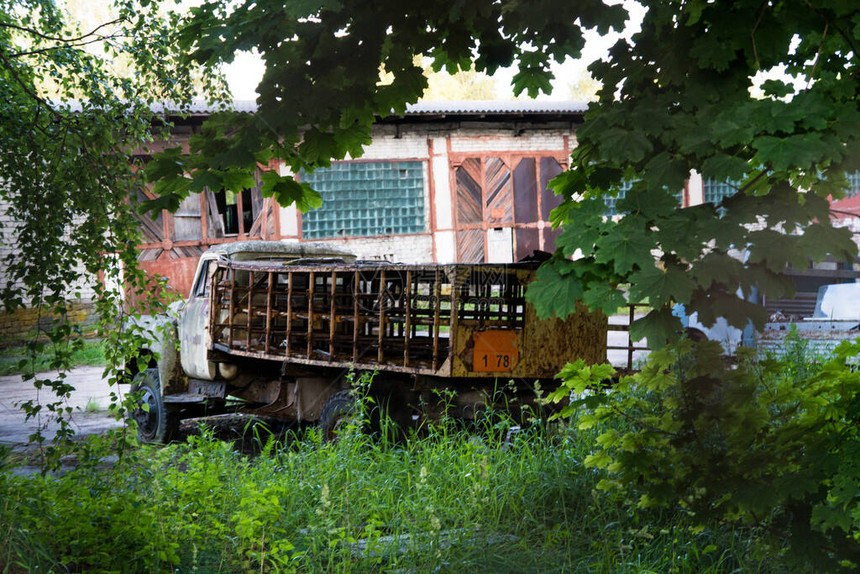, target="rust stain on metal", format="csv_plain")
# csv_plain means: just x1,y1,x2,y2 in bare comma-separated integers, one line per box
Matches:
208,261,608,380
